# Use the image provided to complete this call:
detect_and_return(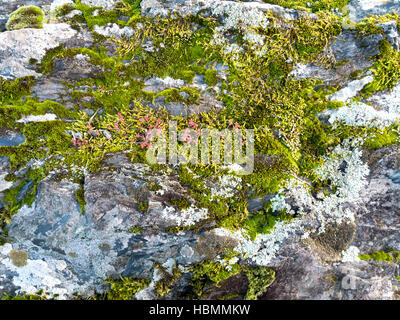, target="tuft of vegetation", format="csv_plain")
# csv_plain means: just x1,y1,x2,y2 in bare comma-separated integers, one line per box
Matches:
204,69,219,86
74,177,86,215
189,259,243,298
6,6,45,31
362,40,400,94
154,263,182,297
263,0,350,13
55,3,76,17
244,267,275,300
